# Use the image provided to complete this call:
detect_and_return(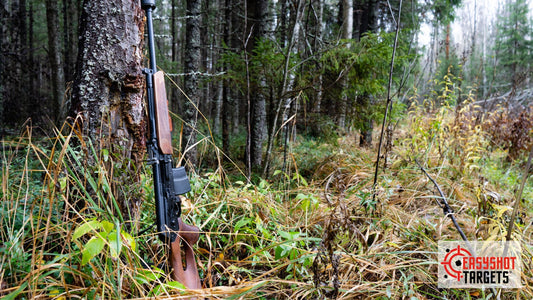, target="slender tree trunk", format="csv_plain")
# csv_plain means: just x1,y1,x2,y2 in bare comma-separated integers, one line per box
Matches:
246,0,268,173
337,0,353,129
214,80,223,136
182,0,201,167
0,0,7,129
342,0,353,41
262,0,304,176
3,0,28,125
170,0,183,136
231,2,240,138
28,1,35,115
45,0,65,123
357,0,377,147
63,0,78,84
314,0,324,116
212,0,222,136
72,0,146,220
511,19,518,92
222,0,231,157
445,23,450,62
281,0,305,164
279,0,287,48
200,0,210,120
